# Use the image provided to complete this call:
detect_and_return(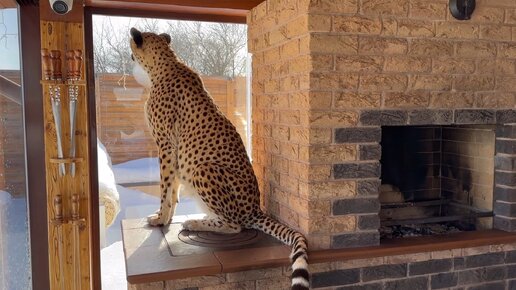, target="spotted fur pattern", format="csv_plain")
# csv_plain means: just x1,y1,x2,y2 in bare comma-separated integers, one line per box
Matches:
129,28,309,290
